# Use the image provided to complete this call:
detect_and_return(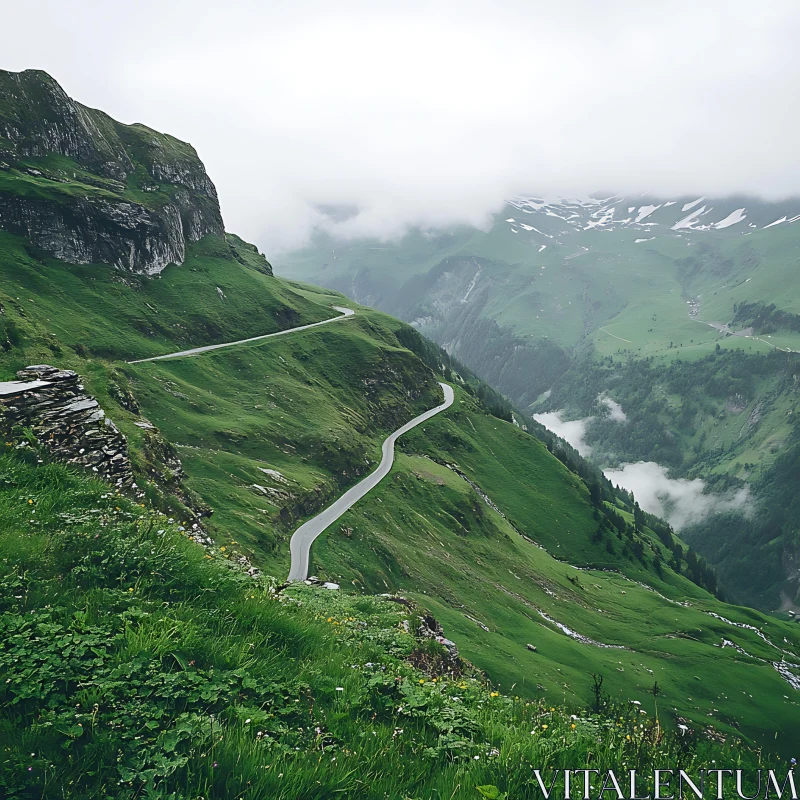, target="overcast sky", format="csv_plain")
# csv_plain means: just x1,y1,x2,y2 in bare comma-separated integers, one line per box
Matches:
5,1,800,251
